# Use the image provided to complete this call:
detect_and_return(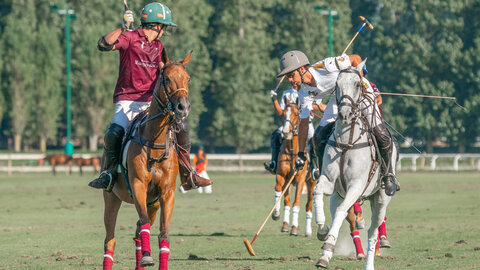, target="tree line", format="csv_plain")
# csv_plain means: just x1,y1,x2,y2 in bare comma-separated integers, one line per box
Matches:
0,0,479,153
